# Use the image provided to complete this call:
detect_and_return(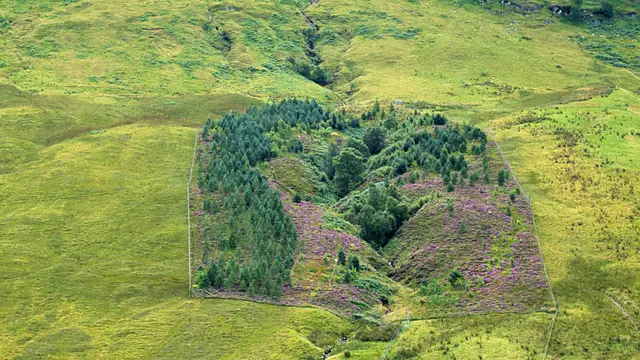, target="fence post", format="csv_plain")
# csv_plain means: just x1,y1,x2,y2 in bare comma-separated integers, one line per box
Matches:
485,128,559,360
187,128,198,297
380,312,411,360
